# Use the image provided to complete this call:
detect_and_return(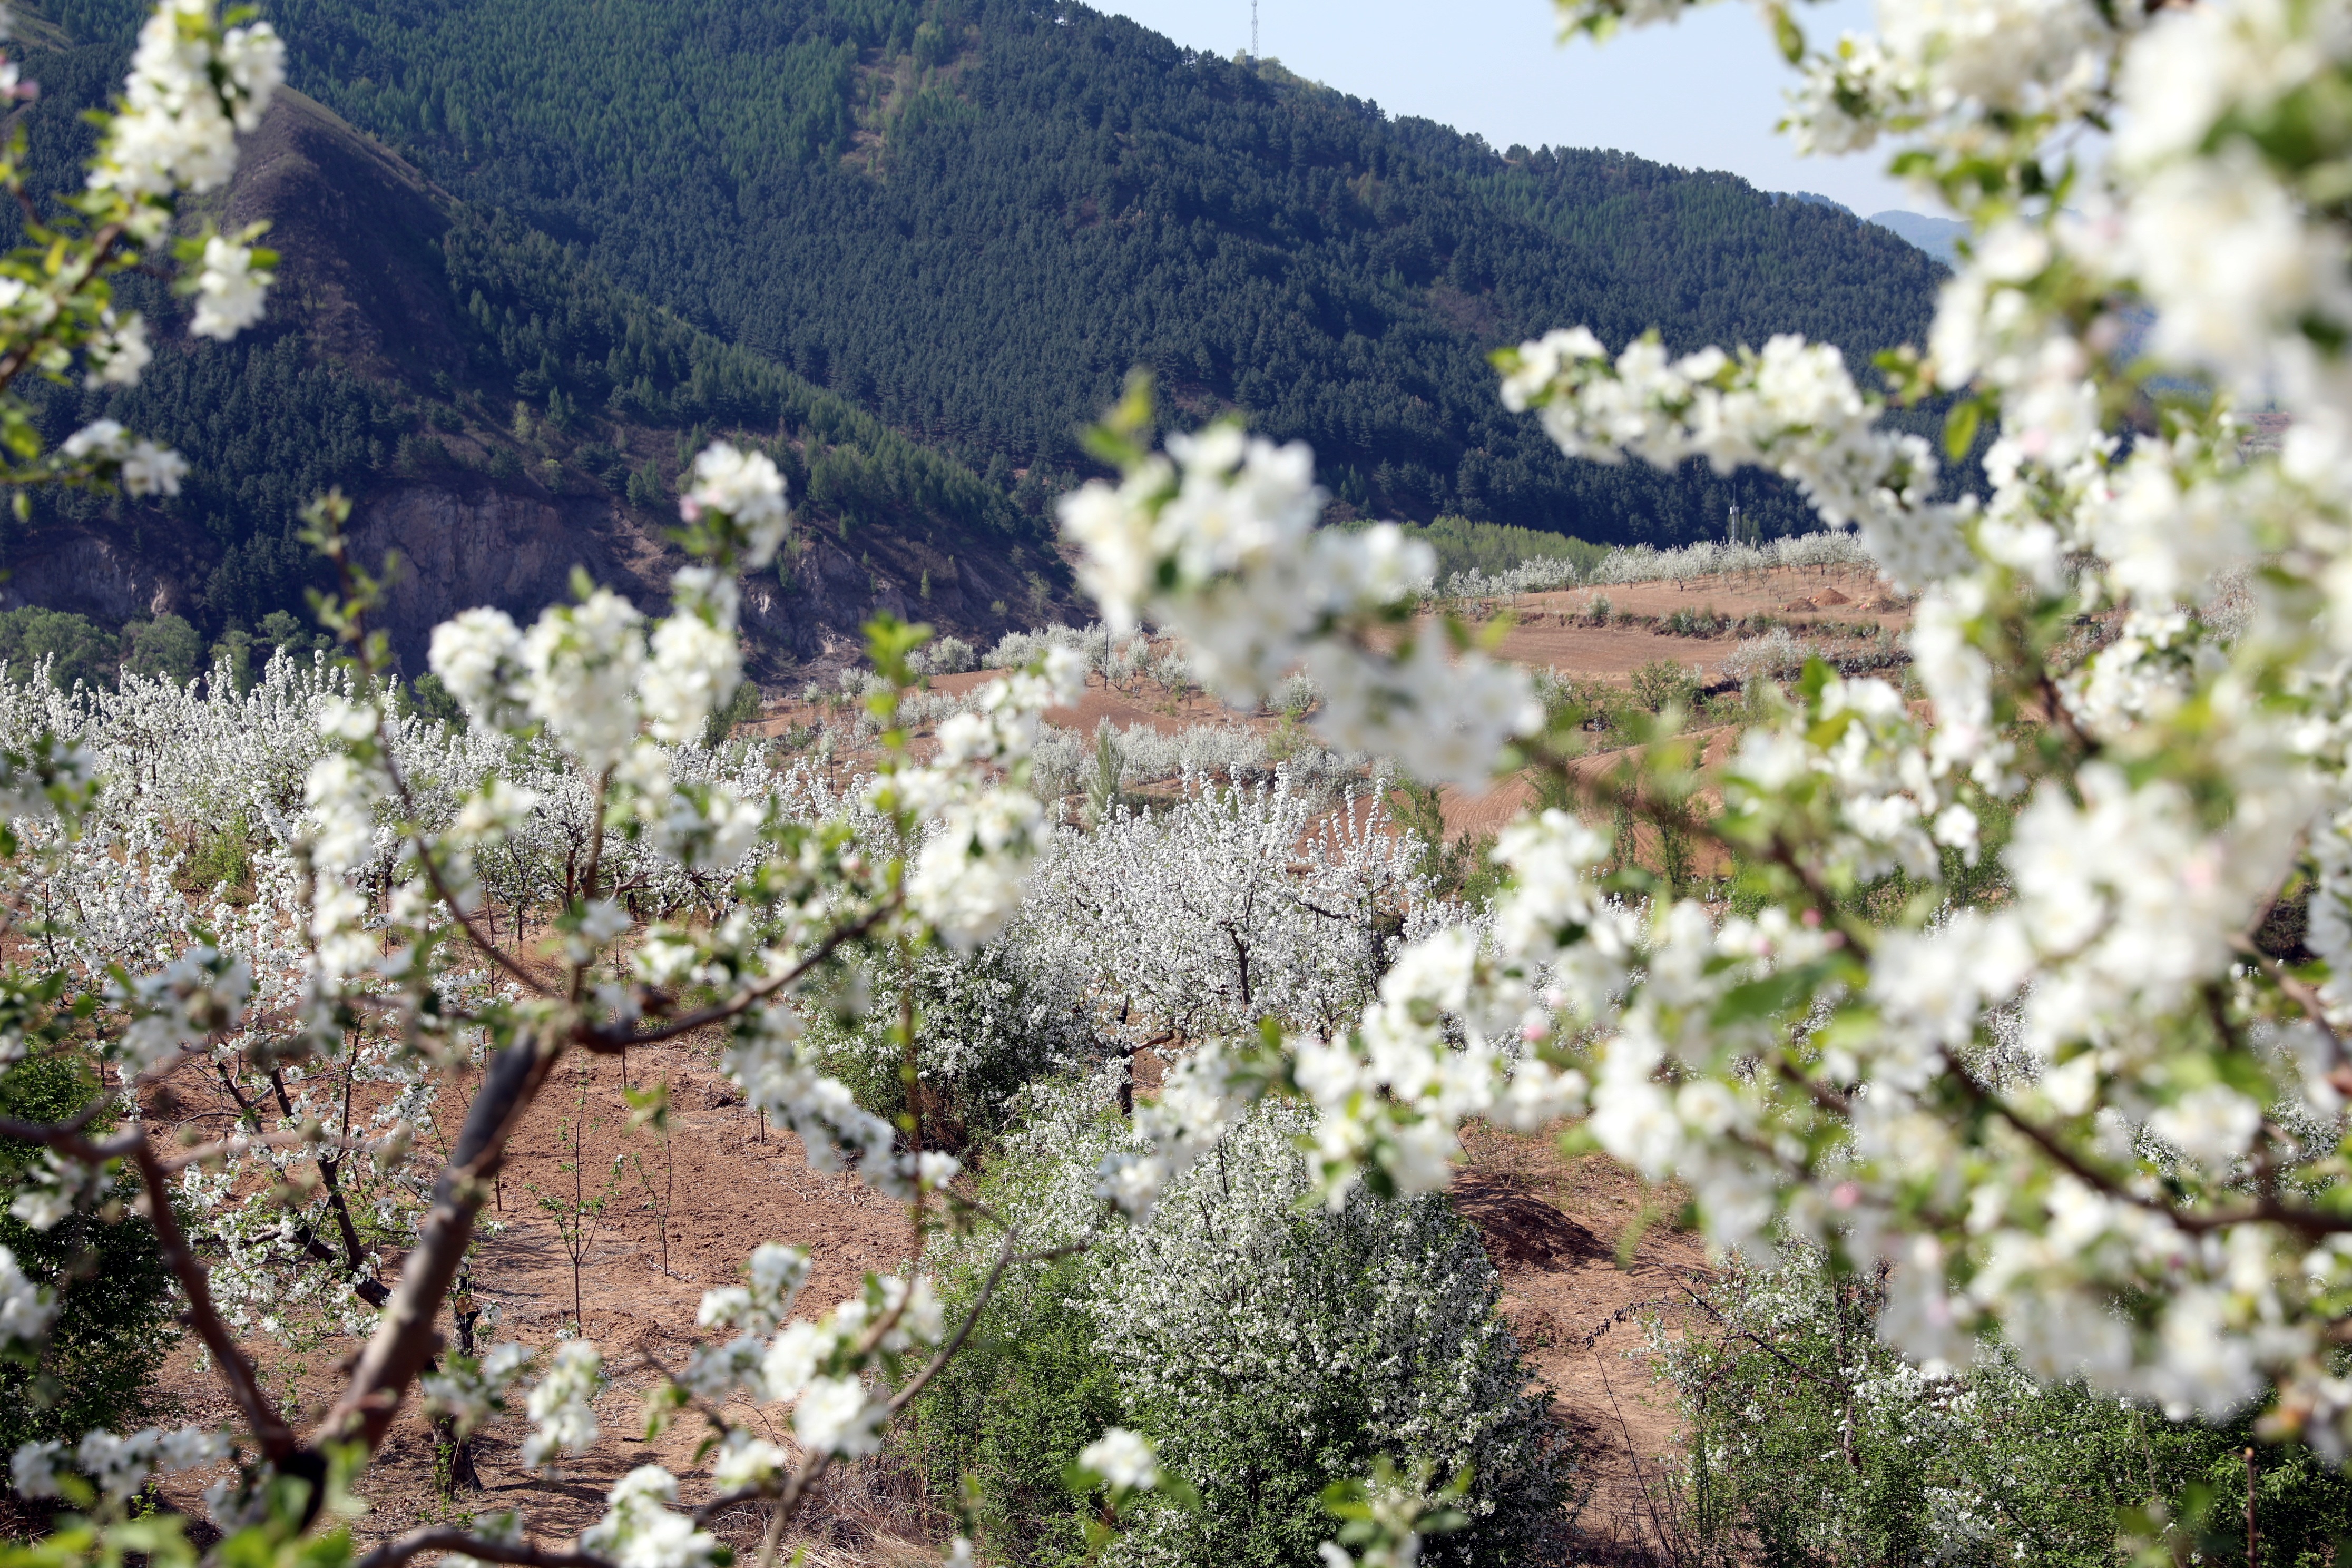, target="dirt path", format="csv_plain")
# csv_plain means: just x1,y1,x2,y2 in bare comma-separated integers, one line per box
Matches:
1458,1123,1711,1565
